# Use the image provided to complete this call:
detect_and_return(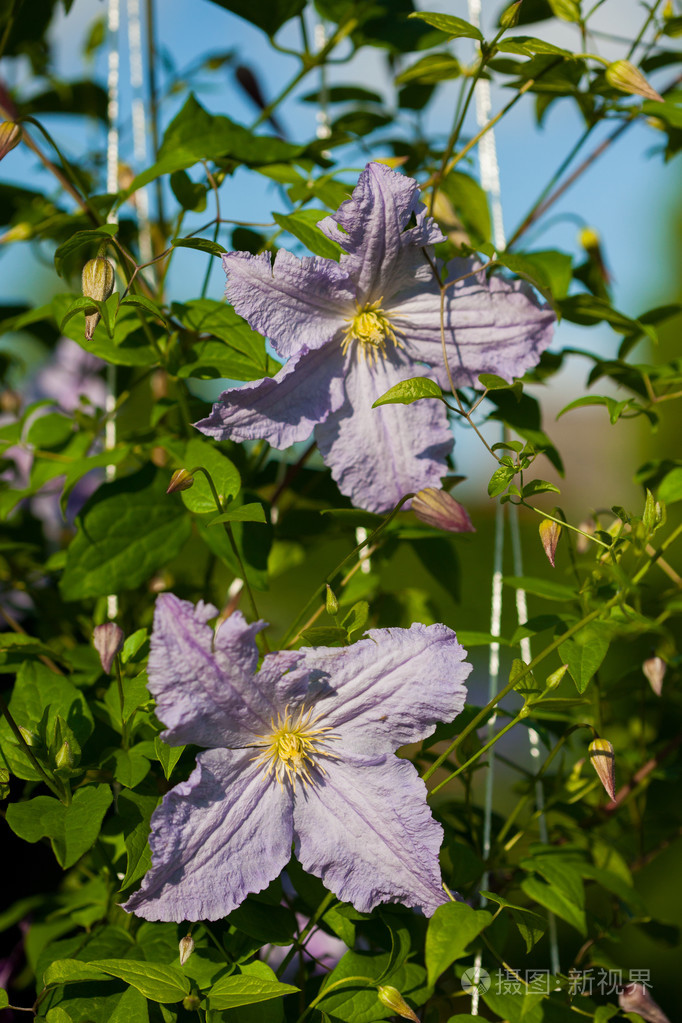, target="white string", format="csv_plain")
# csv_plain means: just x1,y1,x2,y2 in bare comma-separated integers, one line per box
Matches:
127,0,153,265
106,0,120,621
